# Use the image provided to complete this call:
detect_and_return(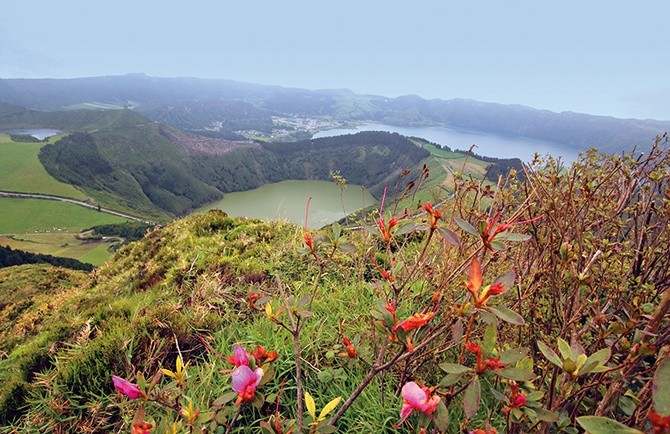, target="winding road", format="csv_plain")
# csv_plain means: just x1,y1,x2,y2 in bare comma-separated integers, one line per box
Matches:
0,190,147,222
